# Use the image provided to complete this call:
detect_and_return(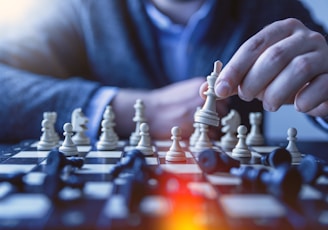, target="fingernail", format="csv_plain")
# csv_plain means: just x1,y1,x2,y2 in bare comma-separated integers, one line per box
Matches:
215,80,231,98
